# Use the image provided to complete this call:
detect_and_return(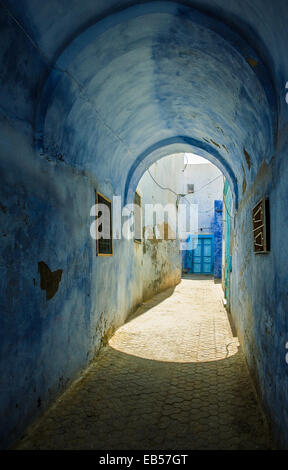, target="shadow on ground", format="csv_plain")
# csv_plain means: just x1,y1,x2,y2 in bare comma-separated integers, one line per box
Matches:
14,278,274,450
